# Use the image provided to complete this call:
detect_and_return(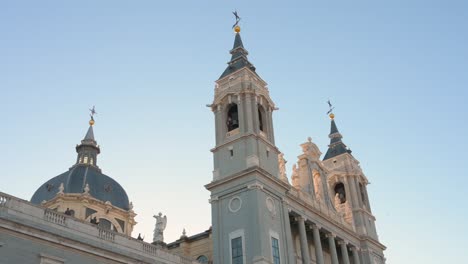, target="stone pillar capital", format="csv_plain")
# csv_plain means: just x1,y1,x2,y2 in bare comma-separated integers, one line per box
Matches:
350,245,360,251
310,223,322,230
337,240,348,246
294,215,307,222
326,233,336,239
